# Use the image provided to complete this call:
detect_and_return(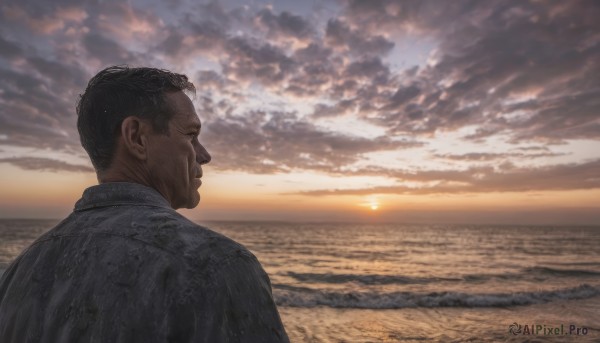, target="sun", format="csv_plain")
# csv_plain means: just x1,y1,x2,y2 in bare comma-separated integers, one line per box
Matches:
362,197,380,211
361,197,381,212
